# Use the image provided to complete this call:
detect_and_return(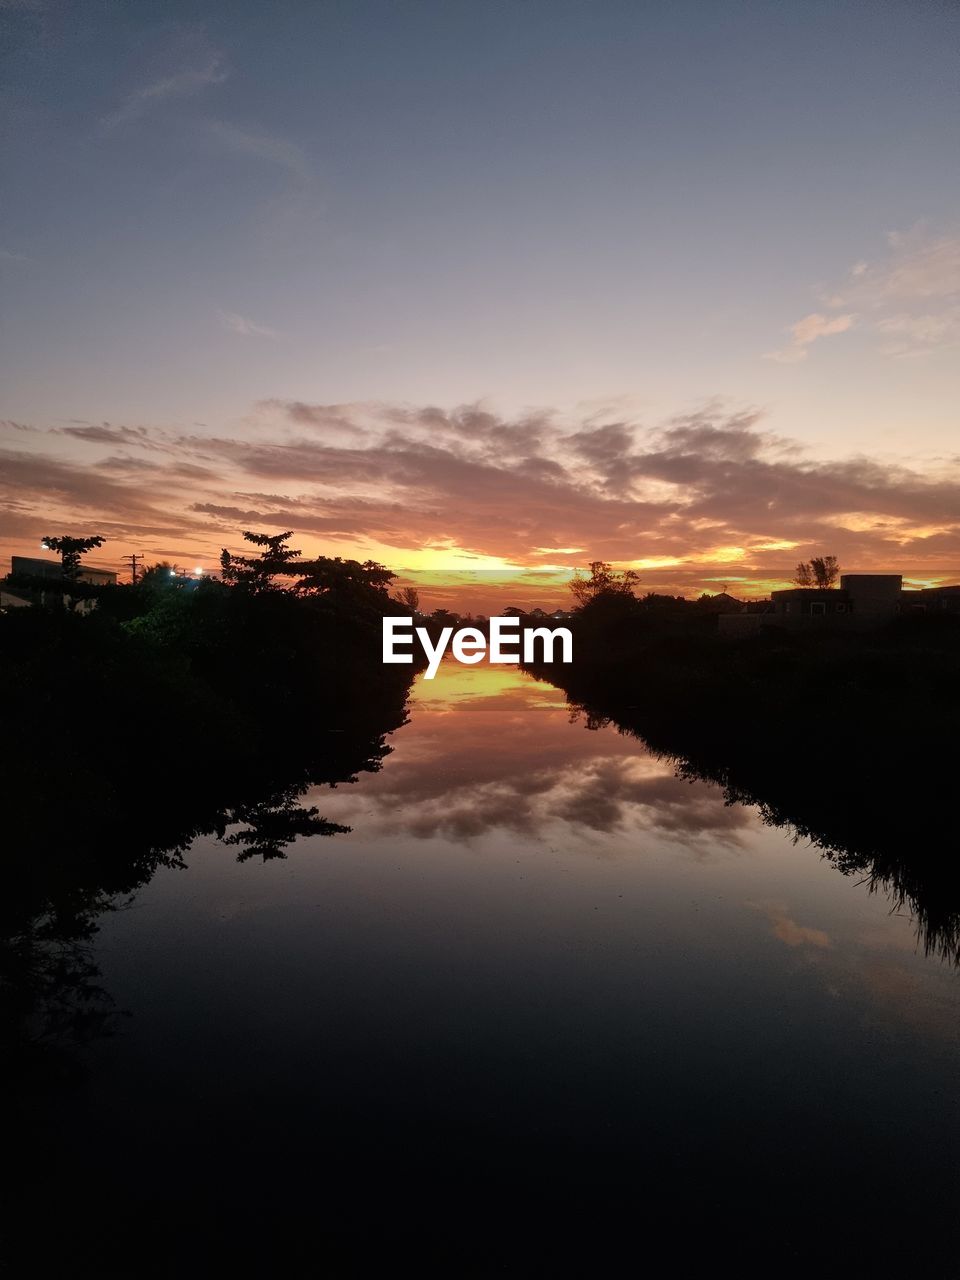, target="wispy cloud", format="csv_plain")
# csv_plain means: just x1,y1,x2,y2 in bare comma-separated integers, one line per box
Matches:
765,312,855,364
862,227,960,303
102,51,228,129
873,310,960,357
204,120,311,183
0,249,30,264
833,228,960,356
218,310,281,339
257,400,368,436
770,225,960,362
